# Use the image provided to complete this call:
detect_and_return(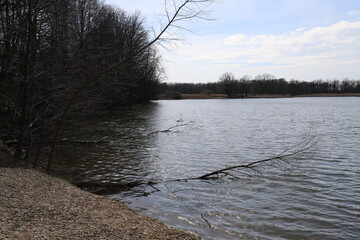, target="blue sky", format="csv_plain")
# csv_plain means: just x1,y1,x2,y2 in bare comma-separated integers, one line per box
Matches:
105,0,360,83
